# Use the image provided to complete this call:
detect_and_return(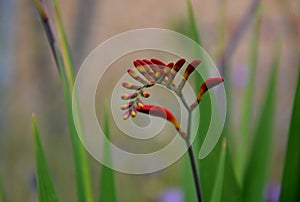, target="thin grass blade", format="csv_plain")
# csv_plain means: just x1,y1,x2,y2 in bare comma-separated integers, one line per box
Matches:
279,61,300,202
32,115,59,202
186,0,202,45
243,41,281,202
99,108,117,202
52,0,75,89
210,138,226,202
33,1,93,201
